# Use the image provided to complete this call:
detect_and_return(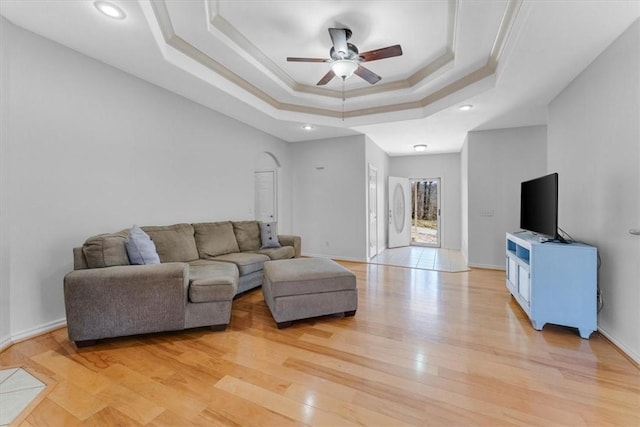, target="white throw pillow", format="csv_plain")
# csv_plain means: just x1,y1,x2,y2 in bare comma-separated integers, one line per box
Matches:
259,221,281,249
125,225,161,265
